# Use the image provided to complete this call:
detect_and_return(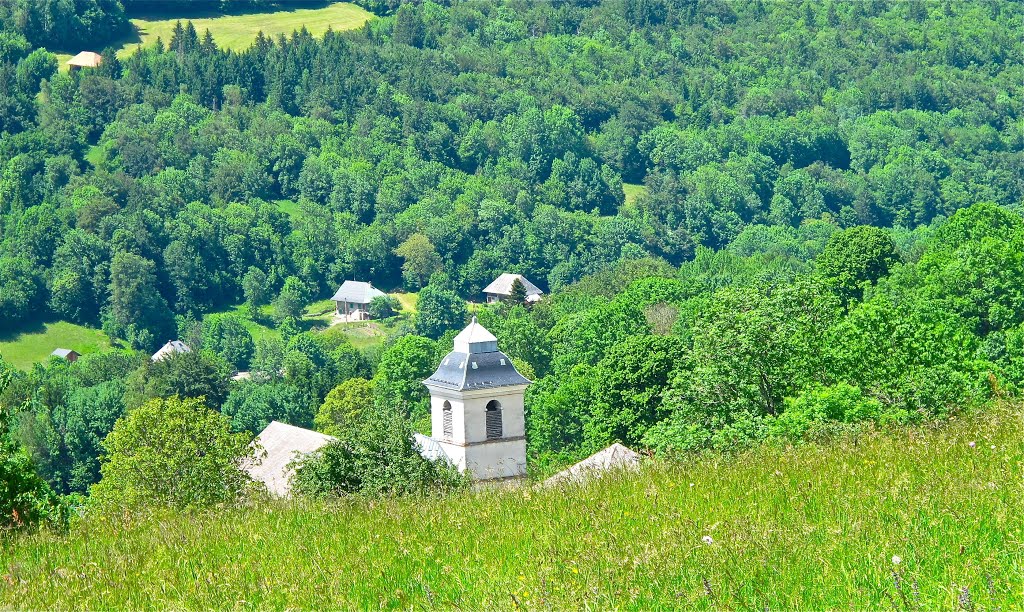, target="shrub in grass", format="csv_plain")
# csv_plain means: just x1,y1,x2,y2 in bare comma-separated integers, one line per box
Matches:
89,396,256,511
292,403,466,498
